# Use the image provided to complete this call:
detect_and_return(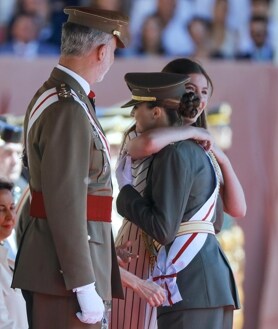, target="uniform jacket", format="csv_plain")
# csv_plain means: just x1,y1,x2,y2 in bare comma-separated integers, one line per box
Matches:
117,140,239,314
12,68,123,300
